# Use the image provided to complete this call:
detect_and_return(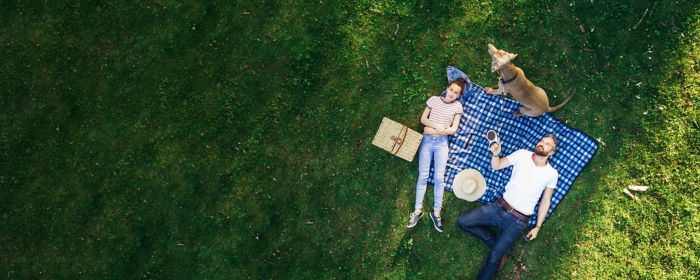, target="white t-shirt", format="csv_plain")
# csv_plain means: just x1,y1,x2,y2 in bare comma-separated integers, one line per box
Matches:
501,149,559,215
